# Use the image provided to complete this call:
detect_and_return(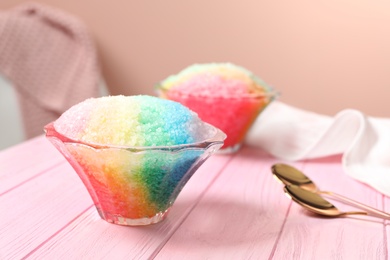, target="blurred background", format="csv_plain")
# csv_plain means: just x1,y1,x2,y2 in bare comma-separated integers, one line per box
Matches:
1,0,390,149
